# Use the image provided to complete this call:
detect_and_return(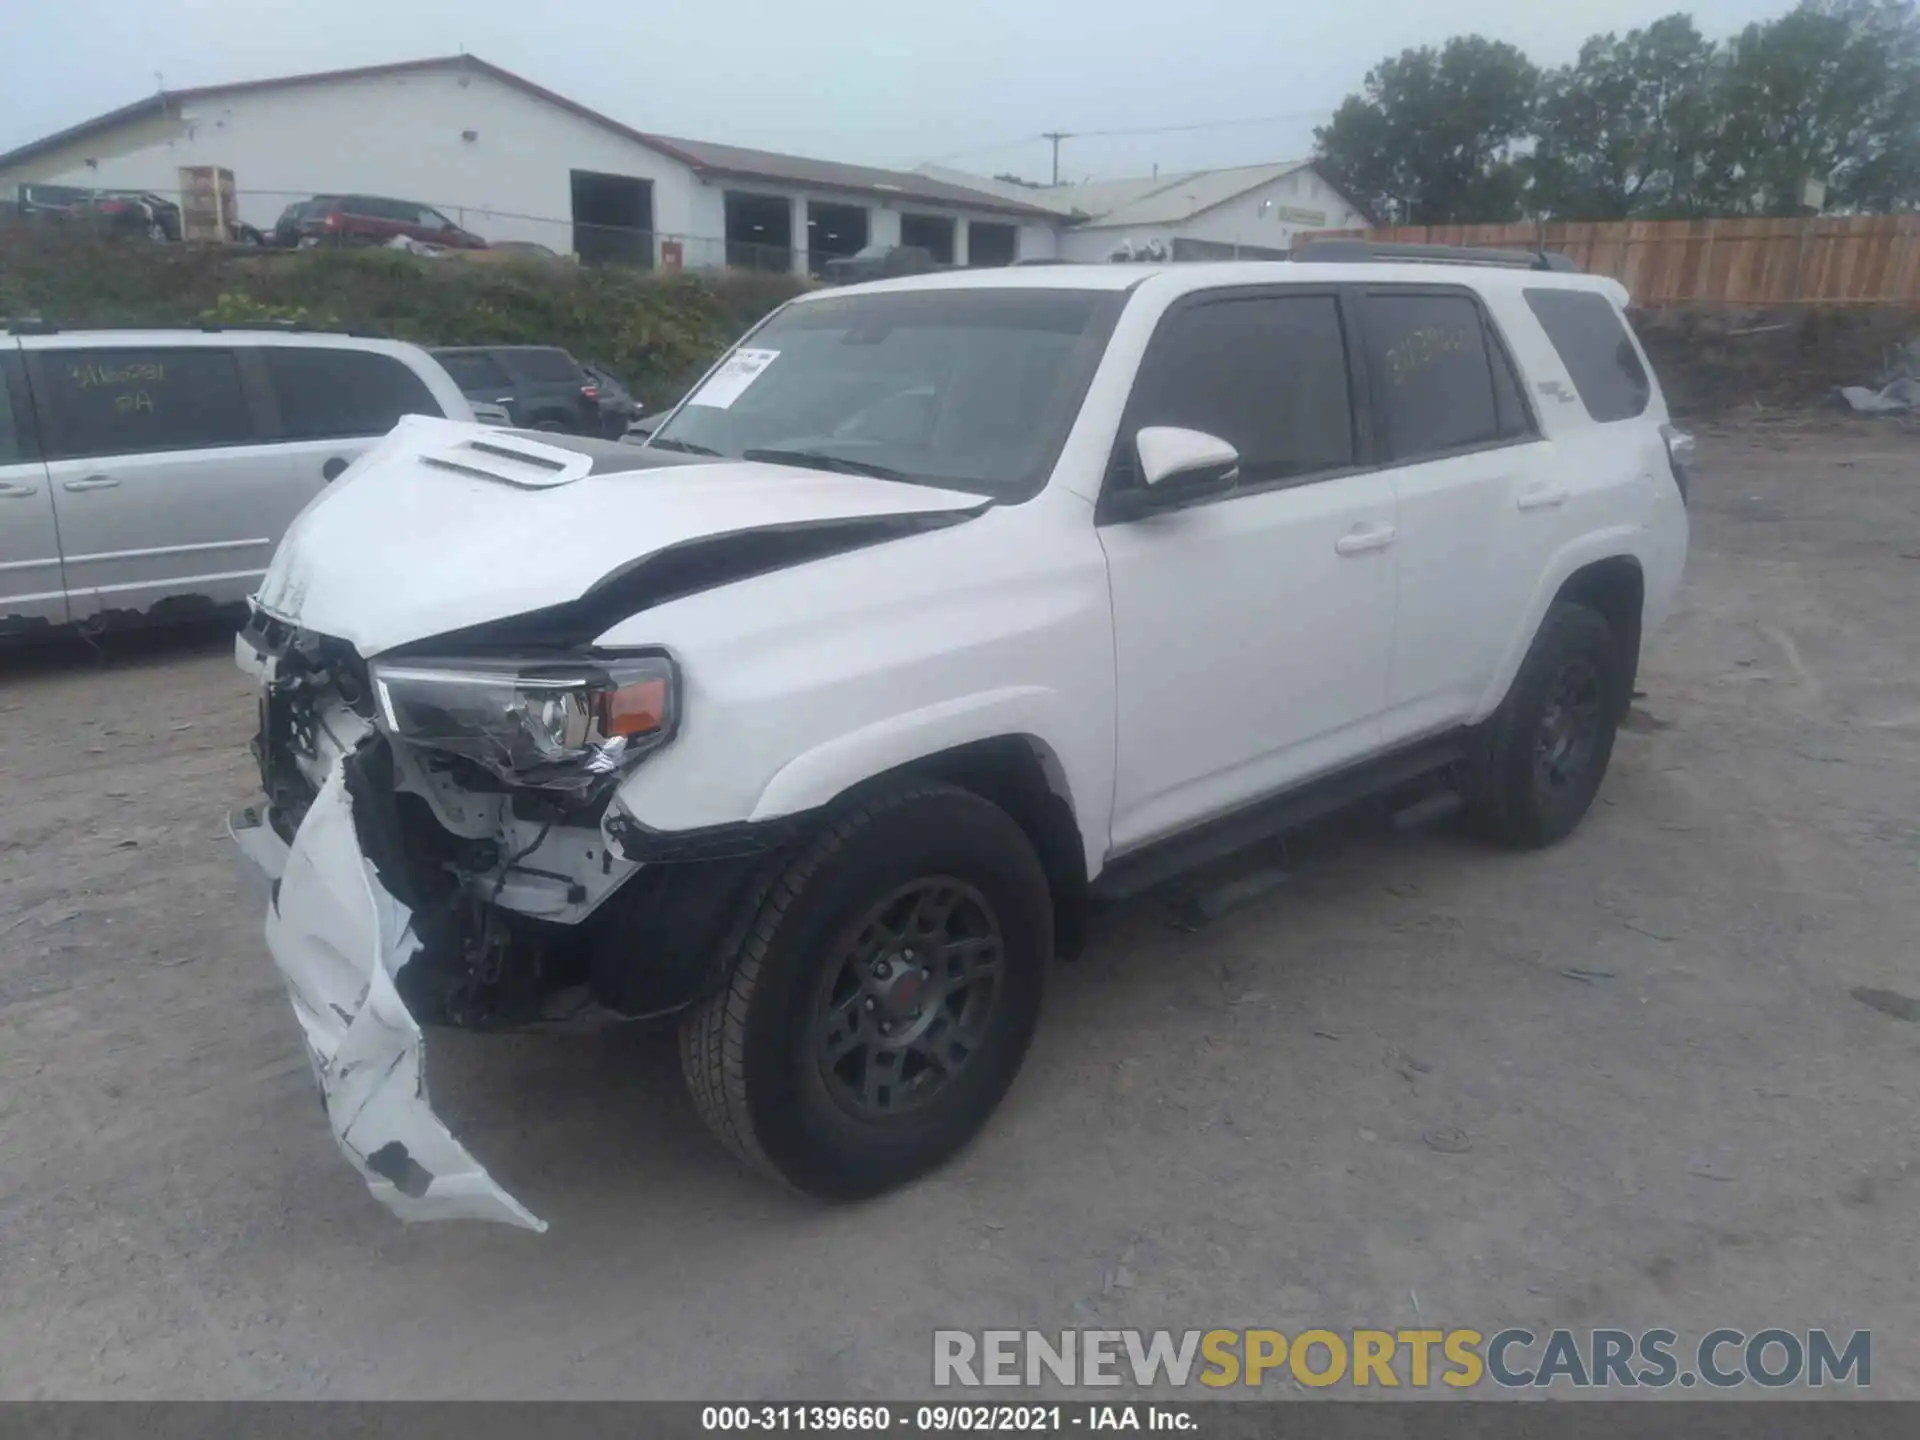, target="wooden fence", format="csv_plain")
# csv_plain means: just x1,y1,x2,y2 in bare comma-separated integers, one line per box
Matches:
1300,216,1920,306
